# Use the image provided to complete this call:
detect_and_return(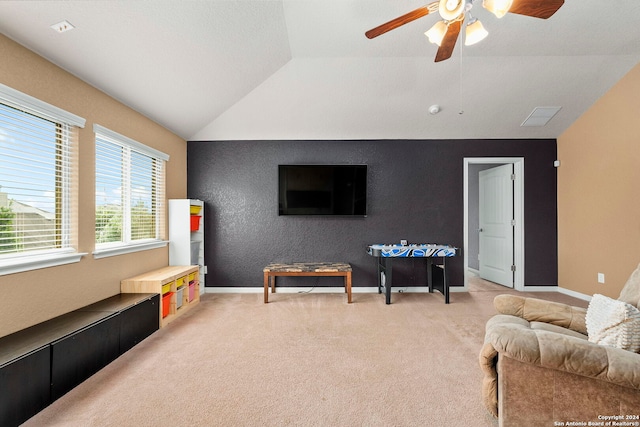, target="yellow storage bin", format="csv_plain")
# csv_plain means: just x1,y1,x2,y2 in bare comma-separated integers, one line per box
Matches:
176,276,186,288
162,283,171,295
188,272,196,282
190,205,202,215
